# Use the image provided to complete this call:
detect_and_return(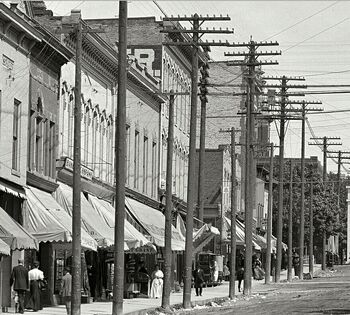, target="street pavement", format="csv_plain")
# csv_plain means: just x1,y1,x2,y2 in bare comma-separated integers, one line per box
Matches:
0,265,320,315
